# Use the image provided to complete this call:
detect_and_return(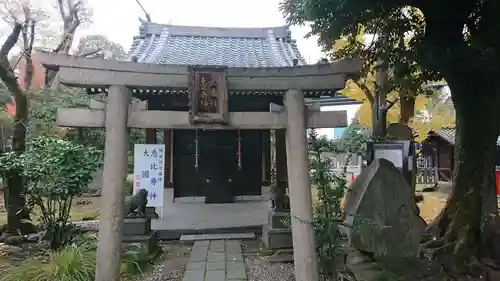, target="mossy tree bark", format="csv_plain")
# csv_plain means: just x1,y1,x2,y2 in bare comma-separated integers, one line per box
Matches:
422,78,500,267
